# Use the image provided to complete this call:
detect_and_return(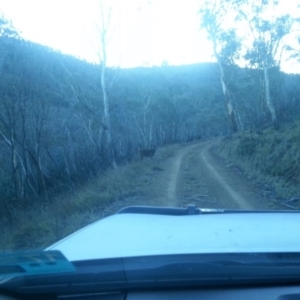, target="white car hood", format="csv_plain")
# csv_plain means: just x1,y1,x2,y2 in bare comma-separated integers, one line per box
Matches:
47,211,300,261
